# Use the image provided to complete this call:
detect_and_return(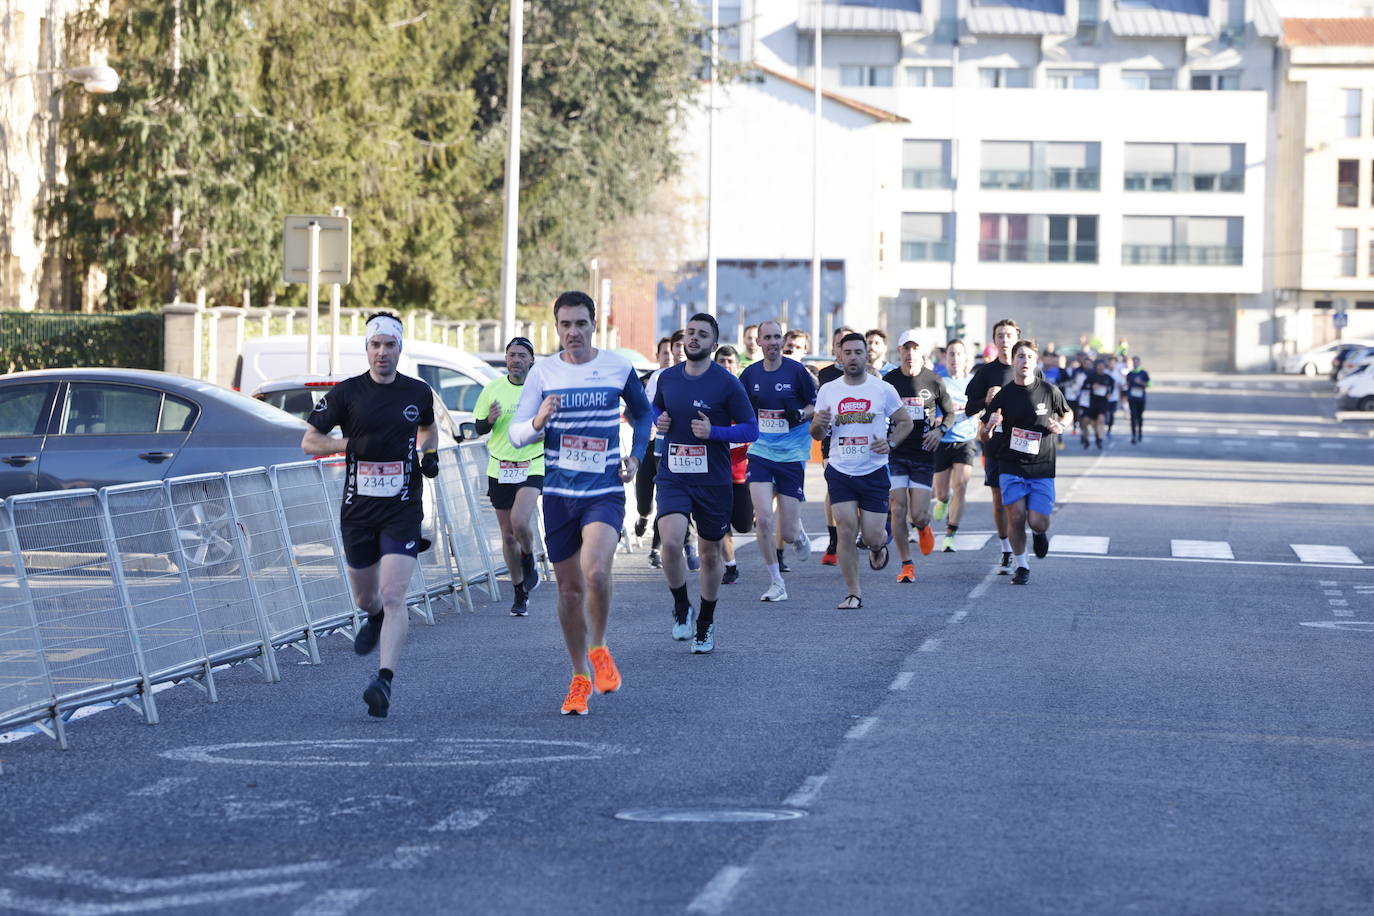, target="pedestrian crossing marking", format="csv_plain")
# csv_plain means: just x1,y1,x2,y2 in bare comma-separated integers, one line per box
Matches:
1171,540,1234,560
1050,535,1110,554
951,534,991,551
1283,382,1299,390
1256,429,1280,436
1298,431,1319,438
1292,544,1362,565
